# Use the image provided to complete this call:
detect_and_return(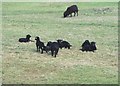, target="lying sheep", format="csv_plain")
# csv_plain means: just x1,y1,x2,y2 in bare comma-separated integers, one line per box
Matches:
19,34,31,42
80,40,91,52
89,42,97,52
81,40,90,48
80,40,97,52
